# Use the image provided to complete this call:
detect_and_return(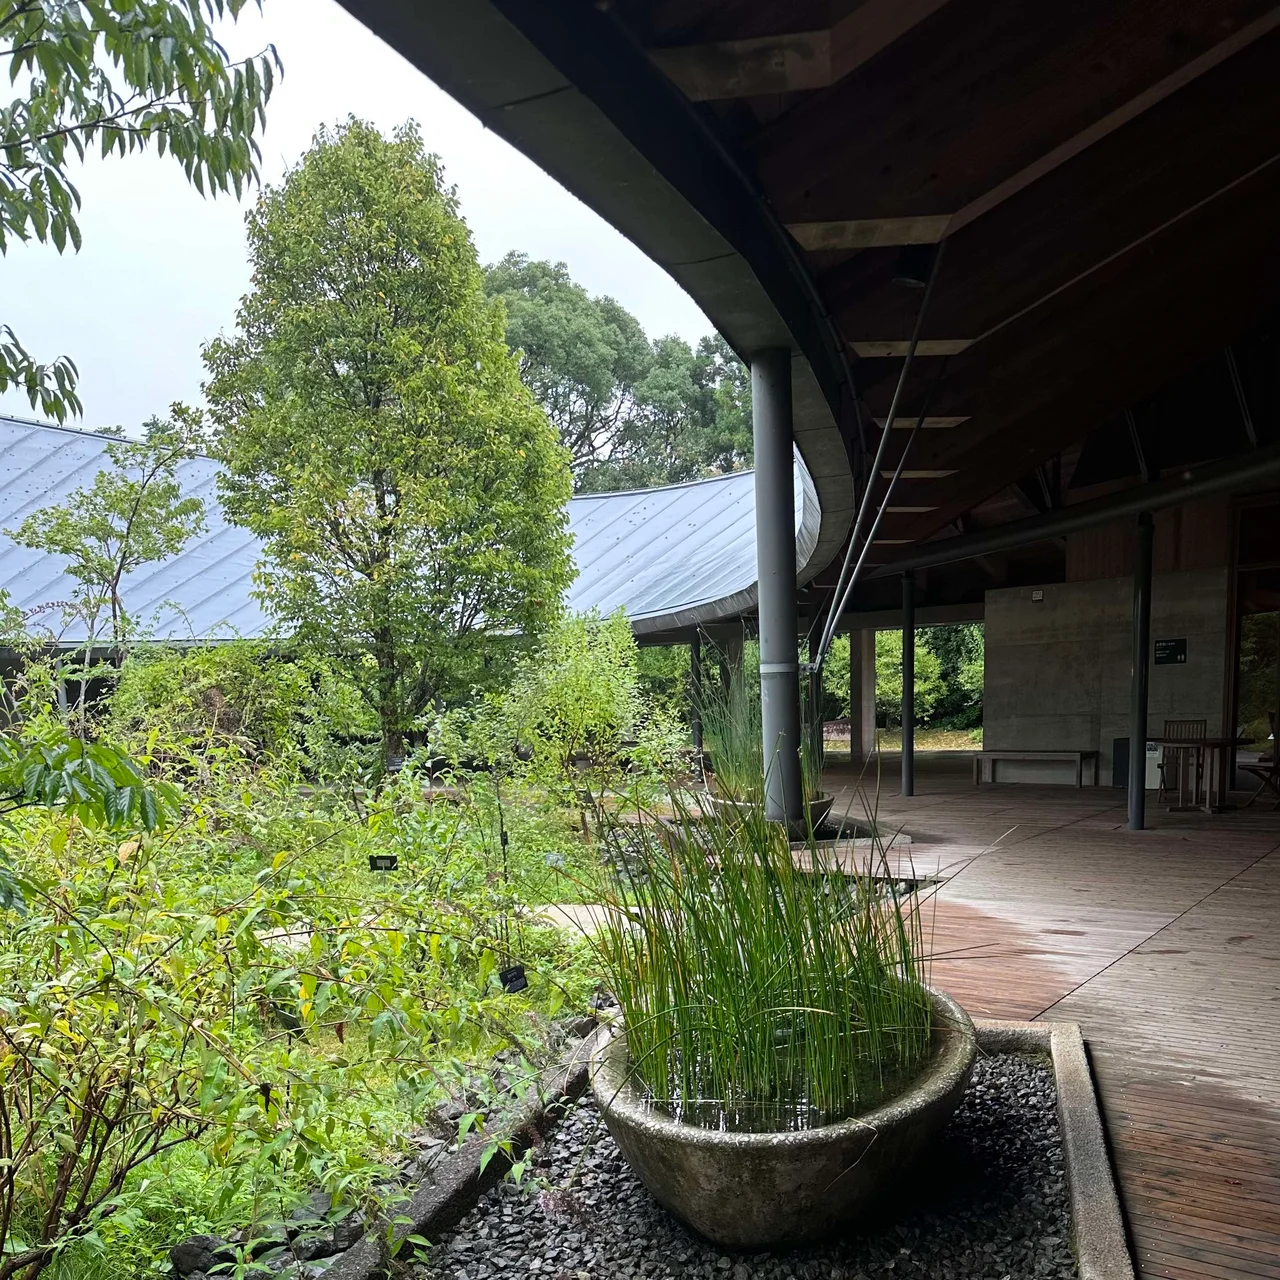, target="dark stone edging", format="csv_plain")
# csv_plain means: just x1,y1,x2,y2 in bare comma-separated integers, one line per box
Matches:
974,1019,1134,1280
322,1028,601,1280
